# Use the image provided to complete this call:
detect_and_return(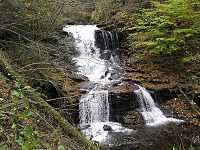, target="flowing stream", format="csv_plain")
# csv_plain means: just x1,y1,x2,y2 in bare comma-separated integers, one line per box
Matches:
63,25,130,142
134,85,182,126
63,25,182,143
